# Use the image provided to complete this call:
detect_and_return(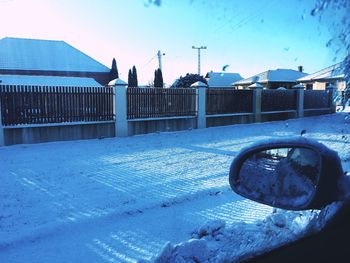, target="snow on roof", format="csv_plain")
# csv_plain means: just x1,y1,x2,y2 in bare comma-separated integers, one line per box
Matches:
206,72,243,87
0,37,110,73
234,69,307,85
0,75,103,87
248,82,264,88
297,62,344,83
